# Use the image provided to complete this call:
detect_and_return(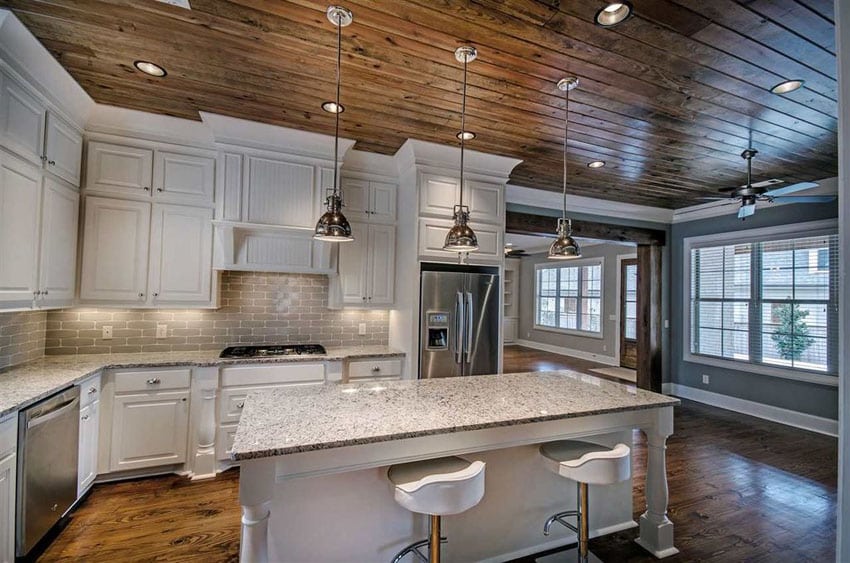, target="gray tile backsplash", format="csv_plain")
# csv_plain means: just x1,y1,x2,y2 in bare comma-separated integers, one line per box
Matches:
44,272,390,355
0,311,47,369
